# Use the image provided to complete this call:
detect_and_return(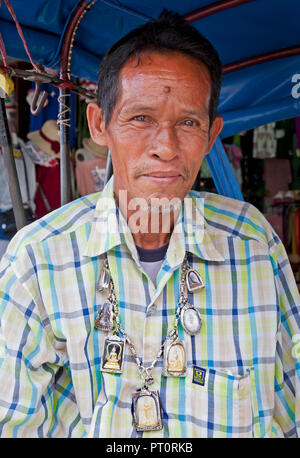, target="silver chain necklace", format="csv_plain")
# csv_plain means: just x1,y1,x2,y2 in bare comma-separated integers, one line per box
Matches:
95,252,204,432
